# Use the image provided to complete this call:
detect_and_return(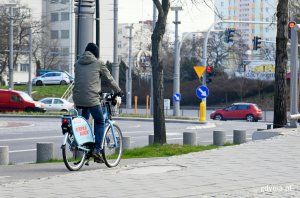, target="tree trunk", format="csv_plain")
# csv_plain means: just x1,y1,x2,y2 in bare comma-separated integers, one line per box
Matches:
151,0,170,144
273,0,288,128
